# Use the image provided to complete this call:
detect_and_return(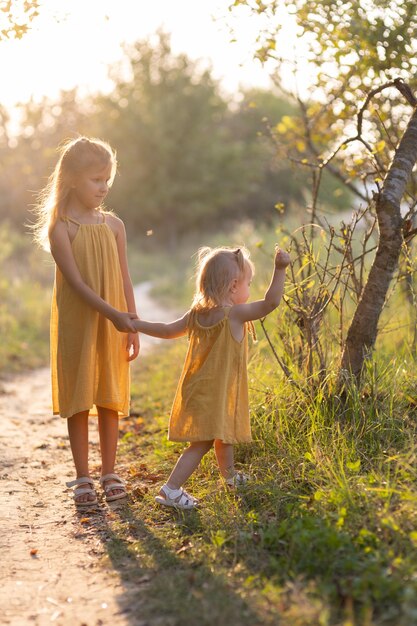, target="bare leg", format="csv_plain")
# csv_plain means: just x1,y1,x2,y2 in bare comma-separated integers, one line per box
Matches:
214,439,235,479
67,410,94,503
166,440,214,490
97,407,123,498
